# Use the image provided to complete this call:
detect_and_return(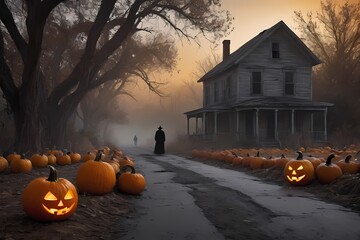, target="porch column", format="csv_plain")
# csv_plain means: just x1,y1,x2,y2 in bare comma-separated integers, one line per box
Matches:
291,109,295,134
214,112,218,135
255,109,259,143
195,117,199,134
274,109,278,141
236,110,240,141
324,108,328,141
187,116,190,136
202,112,206,136
310,112,314,139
